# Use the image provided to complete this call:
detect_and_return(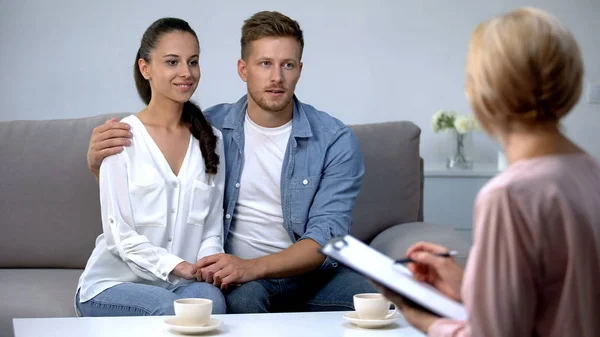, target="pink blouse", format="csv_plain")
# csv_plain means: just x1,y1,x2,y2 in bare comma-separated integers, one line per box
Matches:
429,154,600,337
